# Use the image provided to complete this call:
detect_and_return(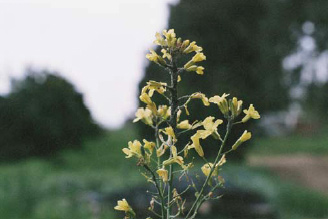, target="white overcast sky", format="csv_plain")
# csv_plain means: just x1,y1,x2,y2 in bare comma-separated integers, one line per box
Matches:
0,0,178,128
